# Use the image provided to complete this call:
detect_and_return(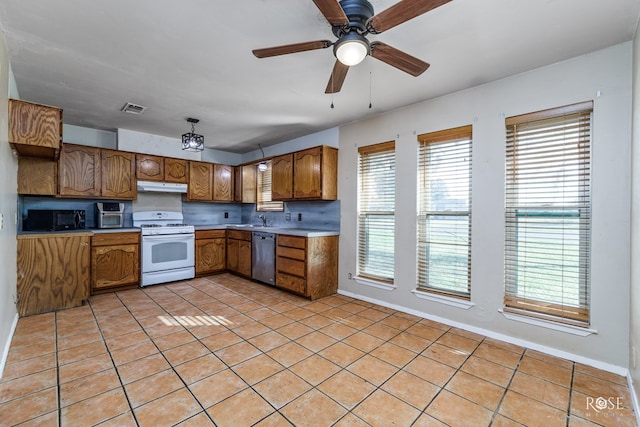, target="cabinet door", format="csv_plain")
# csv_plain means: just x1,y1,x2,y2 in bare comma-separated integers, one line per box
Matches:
18,157,57,195
196,238,226,275
165,158,189,183
188,161,213,201
136,154,164,181
294,147,322,199
238,240,252,277
91,244,140,290
272,154,293,200
9,99,62,158
242,165,257,203
227,238,239,272
213,164,233,201
102,149,137,199
17,234,90,316
59,144,101,197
